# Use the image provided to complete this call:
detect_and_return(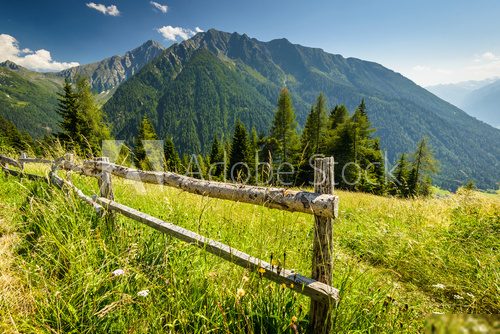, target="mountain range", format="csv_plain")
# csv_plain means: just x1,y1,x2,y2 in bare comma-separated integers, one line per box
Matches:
427,78,500,128
0,29,499,190
0,40,165,136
